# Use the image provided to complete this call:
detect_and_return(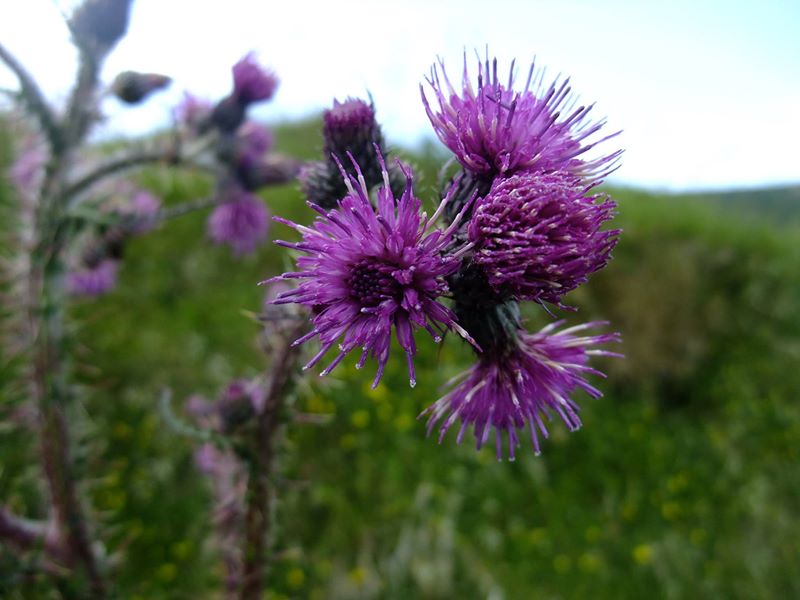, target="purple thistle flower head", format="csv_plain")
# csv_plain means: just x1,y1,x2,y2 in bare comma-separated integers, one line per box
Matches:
232,121,276,186
66,259,119,297
207,188,270,256
421,53,622,180
237,121,274,163
174,92,212,128
10,141,47,197
129,189,160,216
232,53,279,105
122,189,161,233
421,320,621,460
323,97,378,156
468,170,619,306
270,151,476,388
